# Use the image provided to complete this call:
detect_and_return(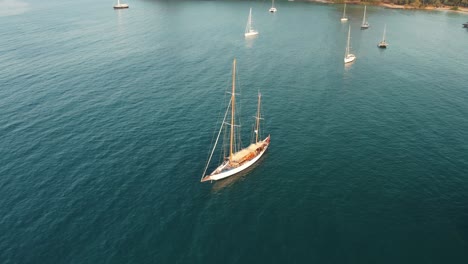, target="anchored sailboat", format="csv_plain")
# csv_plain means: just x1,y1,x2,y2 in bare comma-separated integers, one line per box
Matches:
201,59,270,182
269,0,277,13
344,25,356,64
361,5,369,29
113,0,129,9
341,3,348,22
245,8,259,37
378,24,388,48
